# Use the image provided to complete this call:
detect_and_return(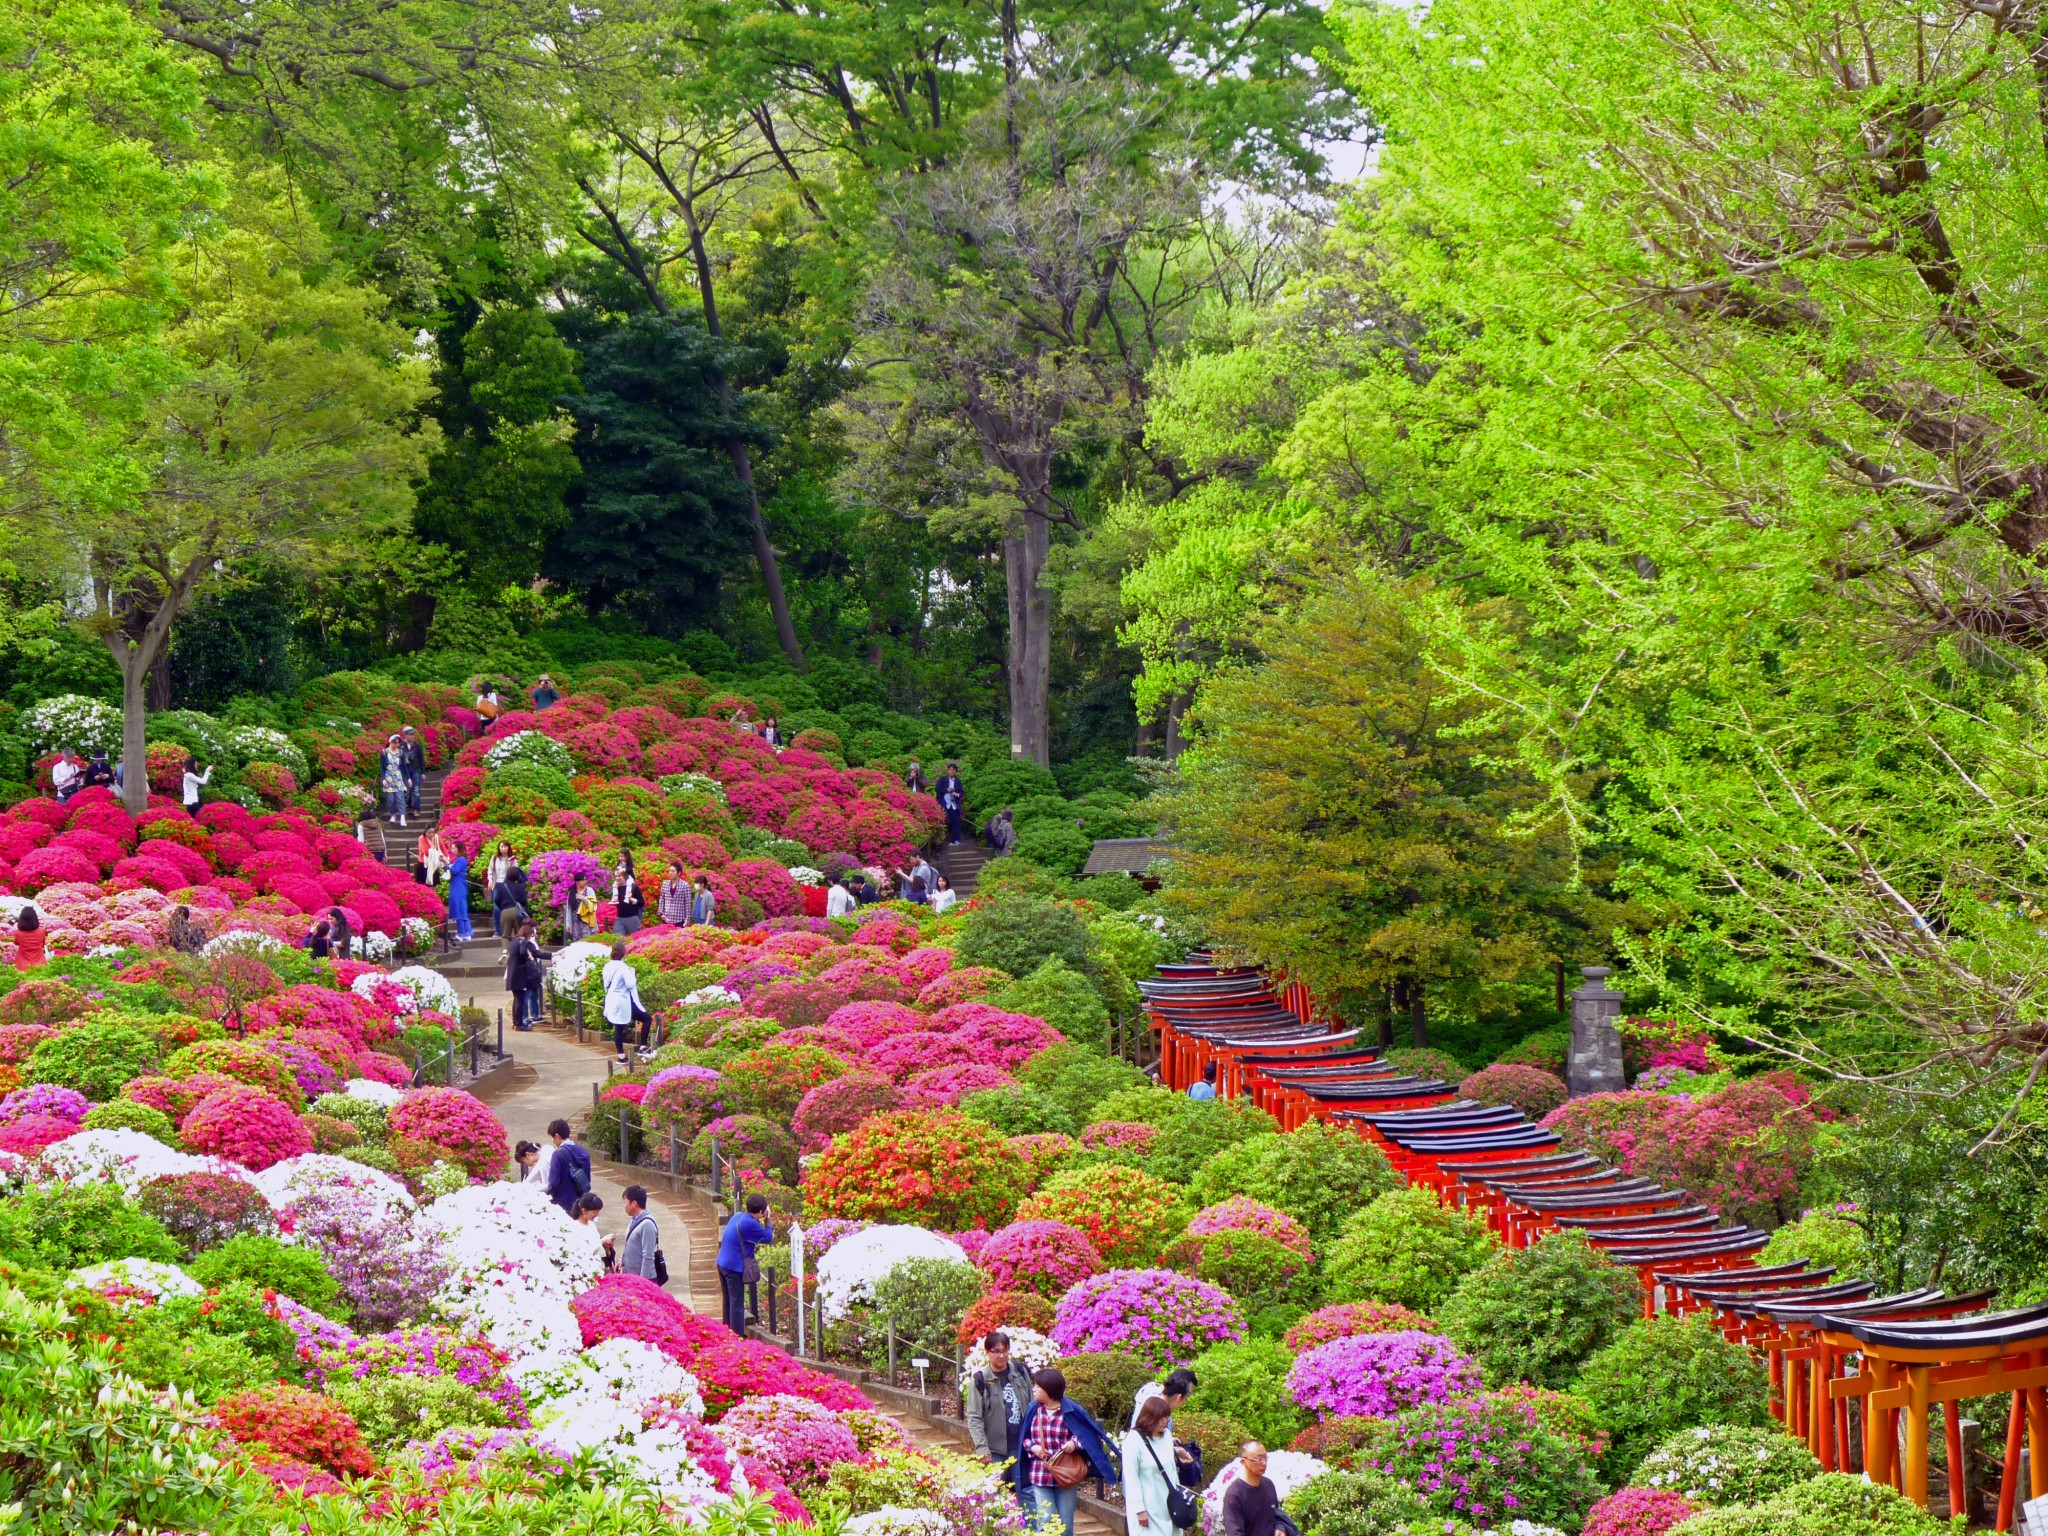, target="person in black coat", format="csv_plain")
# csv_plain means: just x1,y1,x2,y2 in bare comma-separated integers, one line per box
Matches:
936,762,966,845
492,861,531,939
400,727,426,816
505,918,546,1029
